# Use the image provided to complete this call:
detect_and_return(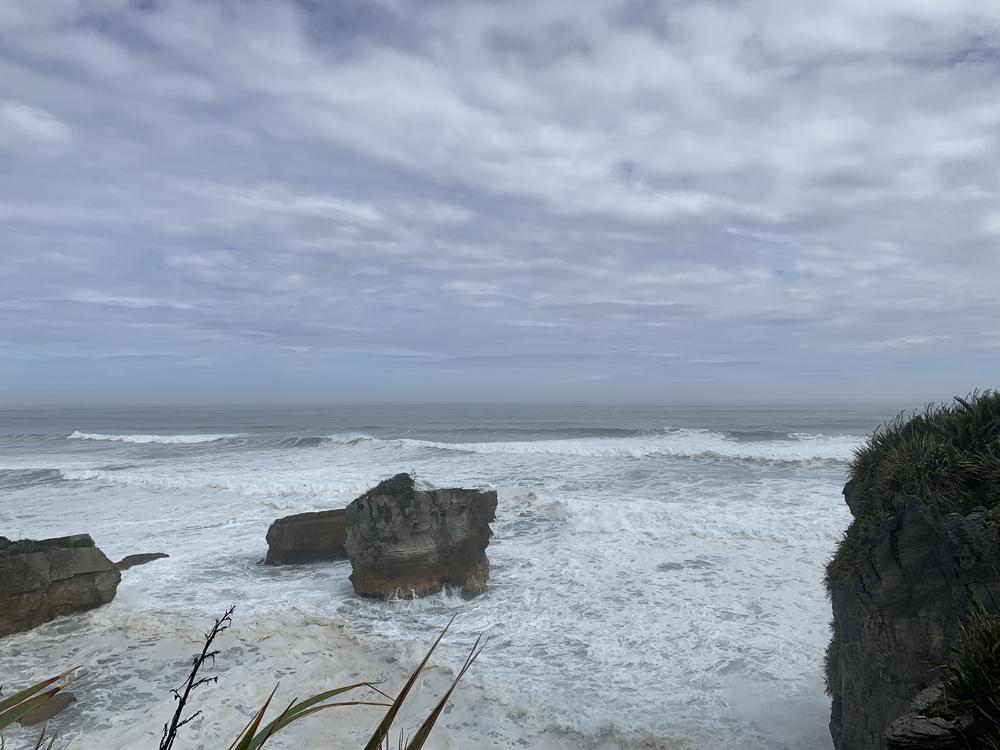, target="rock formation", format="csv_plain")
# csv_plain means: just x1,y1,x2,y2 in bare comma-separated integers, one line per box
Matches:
0,534,120,637
115,552,169,571
884,683,973,749
344,473,497,599
826,493,1000,749
265,509,347,564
